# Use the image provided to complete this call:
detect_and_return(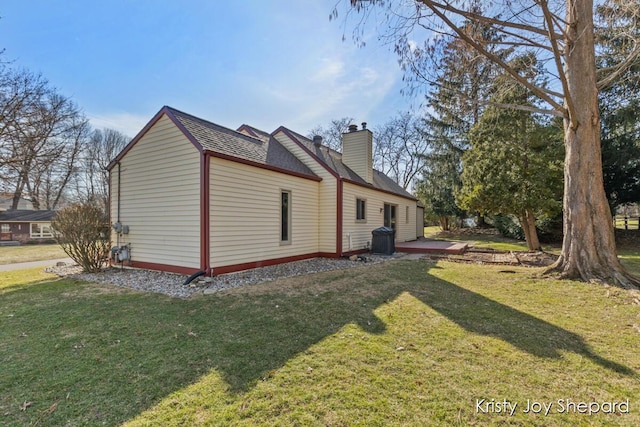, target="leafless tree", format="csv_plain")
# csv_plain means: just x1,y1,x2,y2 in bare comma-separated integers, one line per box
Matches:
335,0,640,289
373,111,428,190
307,117,354,152
74,128,129,213
0,67,89,210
